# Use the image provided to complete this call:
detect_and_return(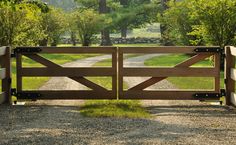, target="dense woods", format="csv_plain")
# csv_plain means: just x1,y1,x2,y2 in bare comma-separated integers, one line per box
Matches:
0,0,236,47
